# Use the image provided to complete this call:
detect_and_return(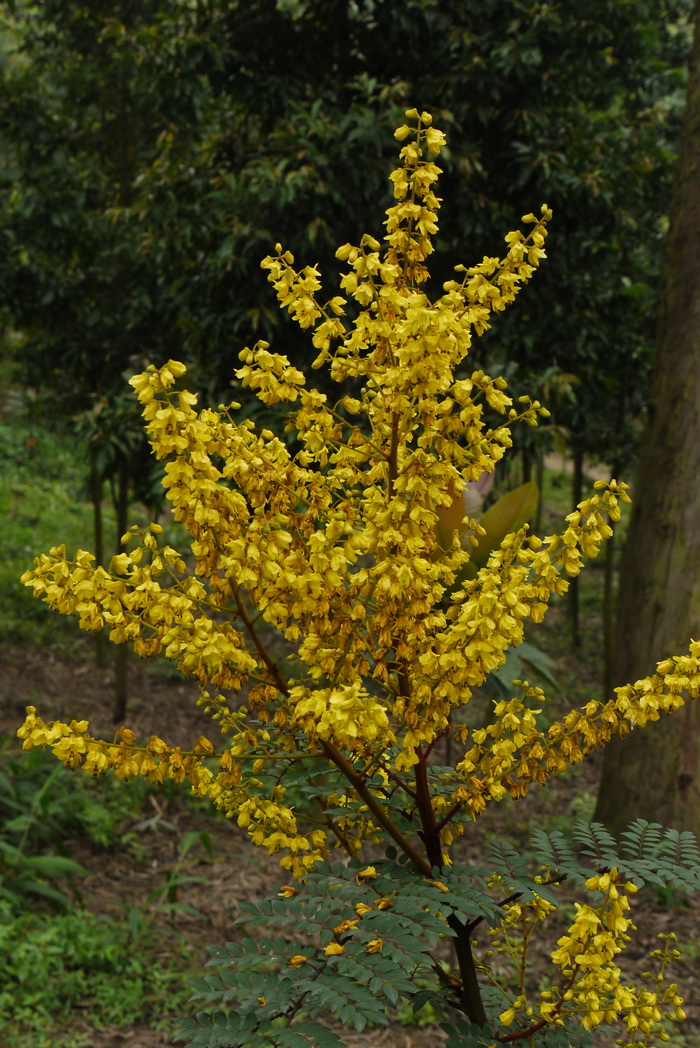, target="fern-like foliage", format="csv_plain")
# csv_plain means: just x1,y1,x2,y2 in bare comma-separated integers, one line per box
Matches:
438,1014,600,1048
531,818,700,892
176,853,507,1047
486,837,558,905
177,822,700,1048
